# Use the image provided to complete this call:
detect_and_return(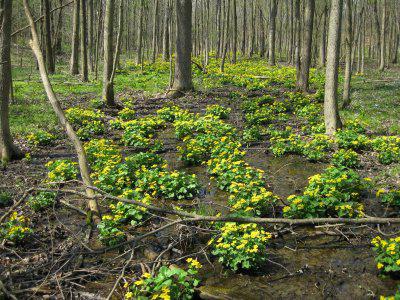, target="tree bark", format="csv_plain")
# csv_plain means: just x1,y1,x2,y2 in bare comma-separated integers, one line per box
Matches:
70,0,80,75
232,0,237,63
43,0,55,74
80,0,88,82
297,0,315,91
241,0,246,55
342,0,353,108
268,0,278,65
23,0,100,222
379,0,386,71
168,0,193,98
136,0,144,65
151,0,159,63
0,0,22,165
162,0,171,61
102,0,116,106
319,4,328,67
324,0,343,135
